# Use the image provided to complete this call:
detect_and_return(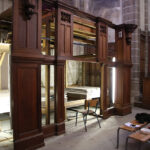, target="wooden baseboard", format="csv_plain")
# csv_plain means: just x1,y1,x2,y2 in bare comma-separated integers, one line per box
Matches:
134,102,150,110
115,105,132,116
14,133,44,150
55,123,65,135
